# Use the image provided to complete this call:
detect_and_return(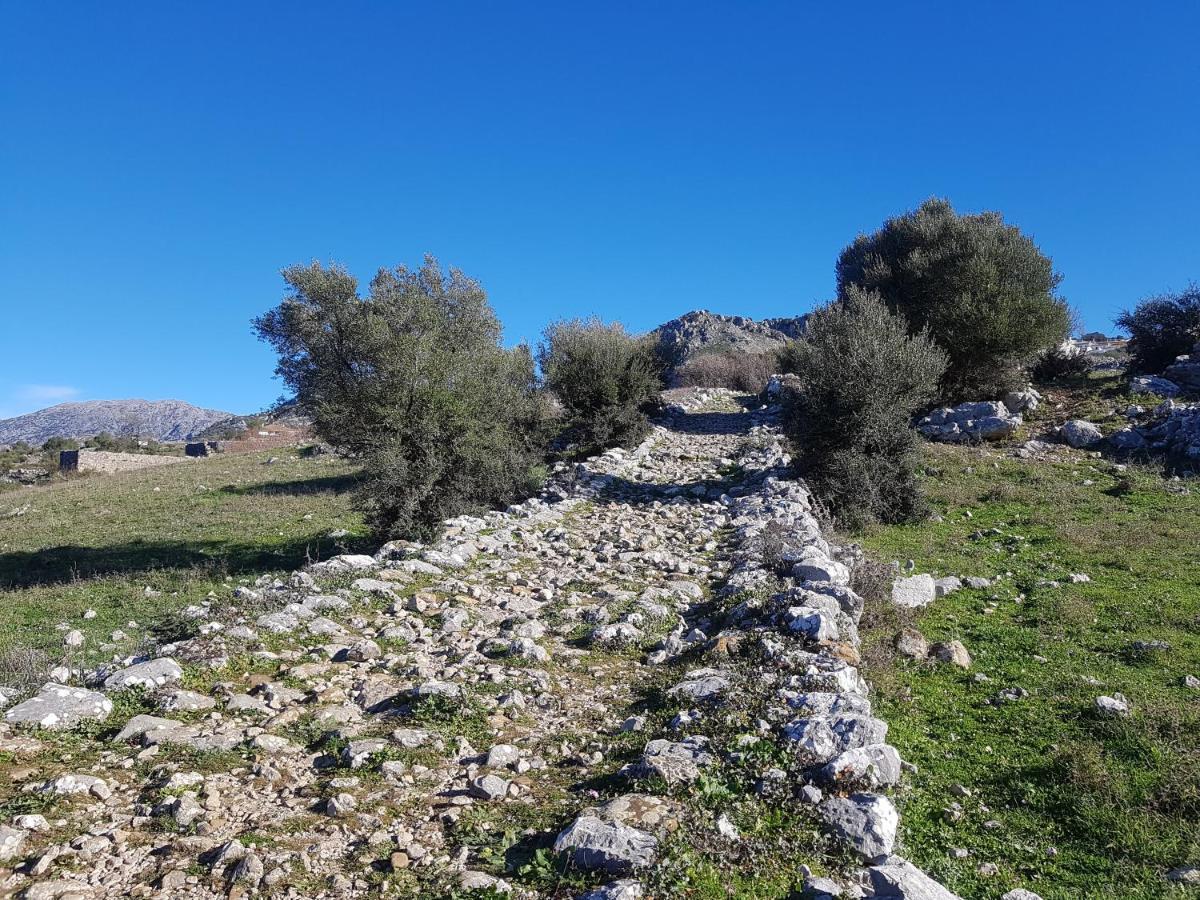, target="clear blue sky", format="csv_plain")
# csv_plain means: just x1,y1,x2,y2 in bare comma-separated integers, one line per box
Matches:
2,1,1197,418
